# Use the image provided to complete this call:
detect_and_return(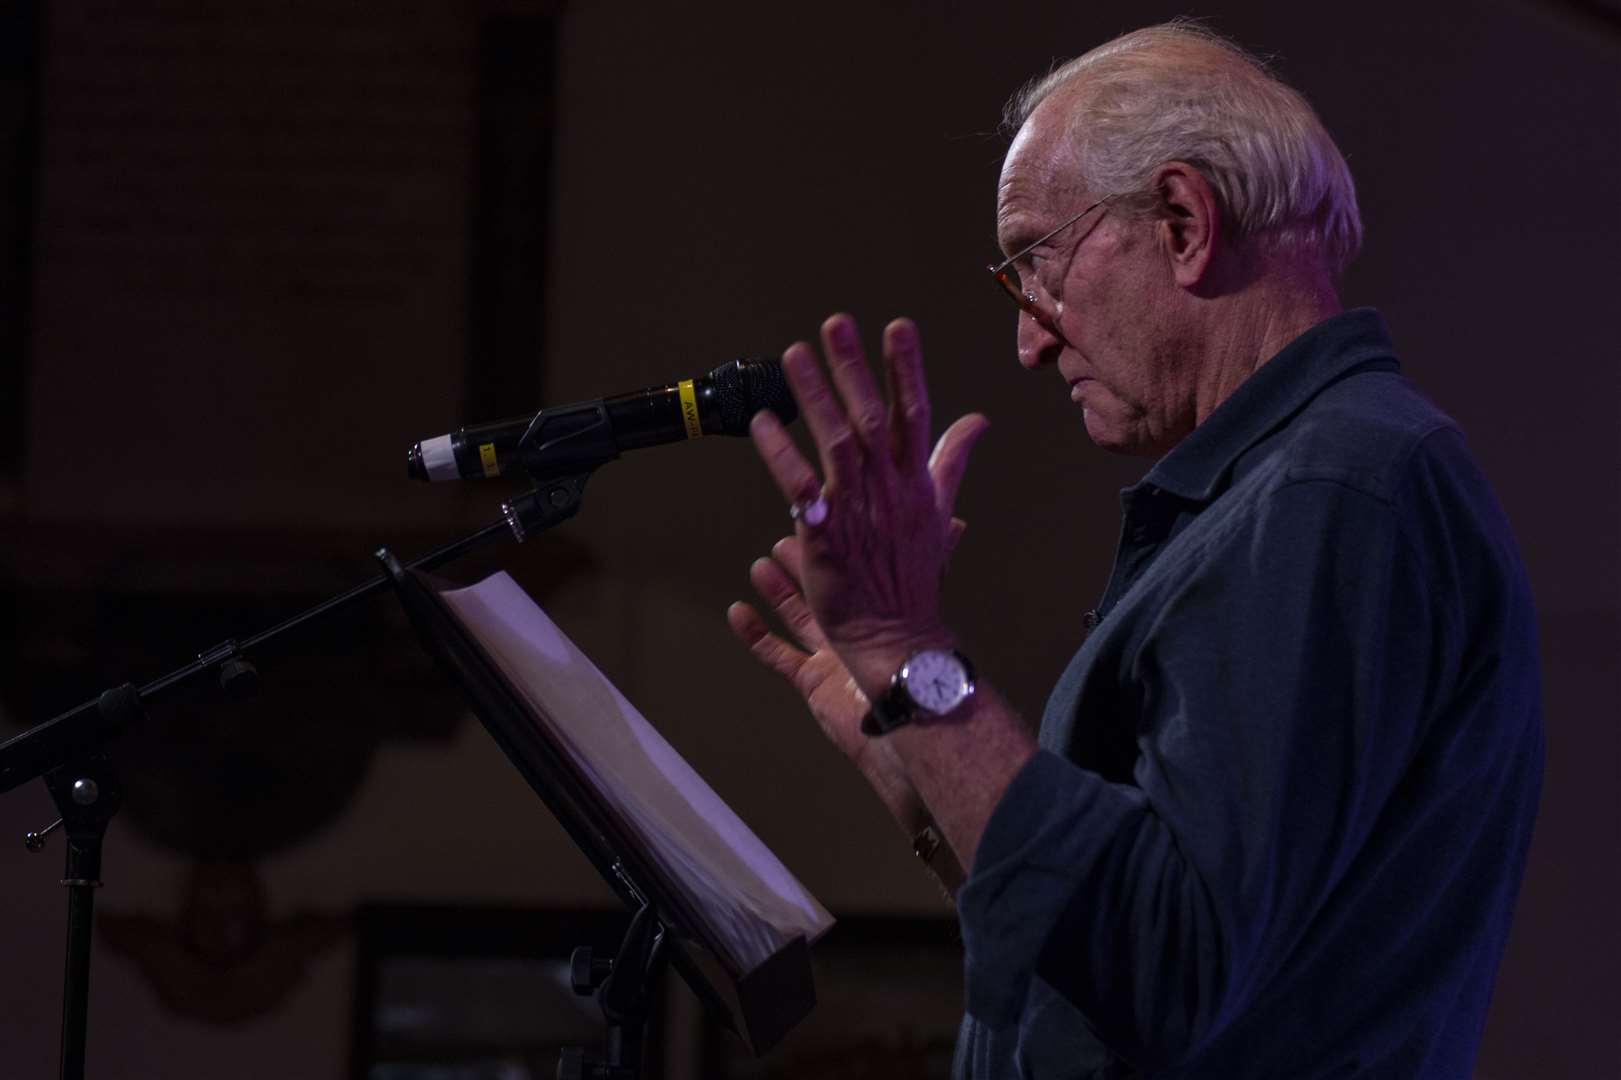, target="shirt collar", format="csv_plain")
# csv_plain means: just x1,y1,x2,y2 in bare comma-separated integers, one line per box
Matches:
1143,308,1400,503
